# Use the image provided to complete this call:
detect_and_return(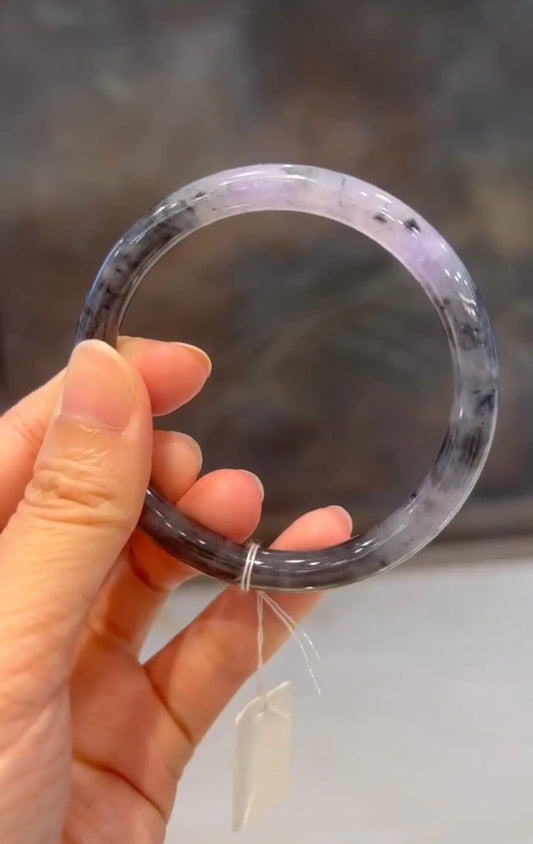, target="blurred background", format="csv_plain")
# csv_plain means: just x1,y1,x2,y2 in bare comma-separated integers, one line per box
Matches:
1,2,533,841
